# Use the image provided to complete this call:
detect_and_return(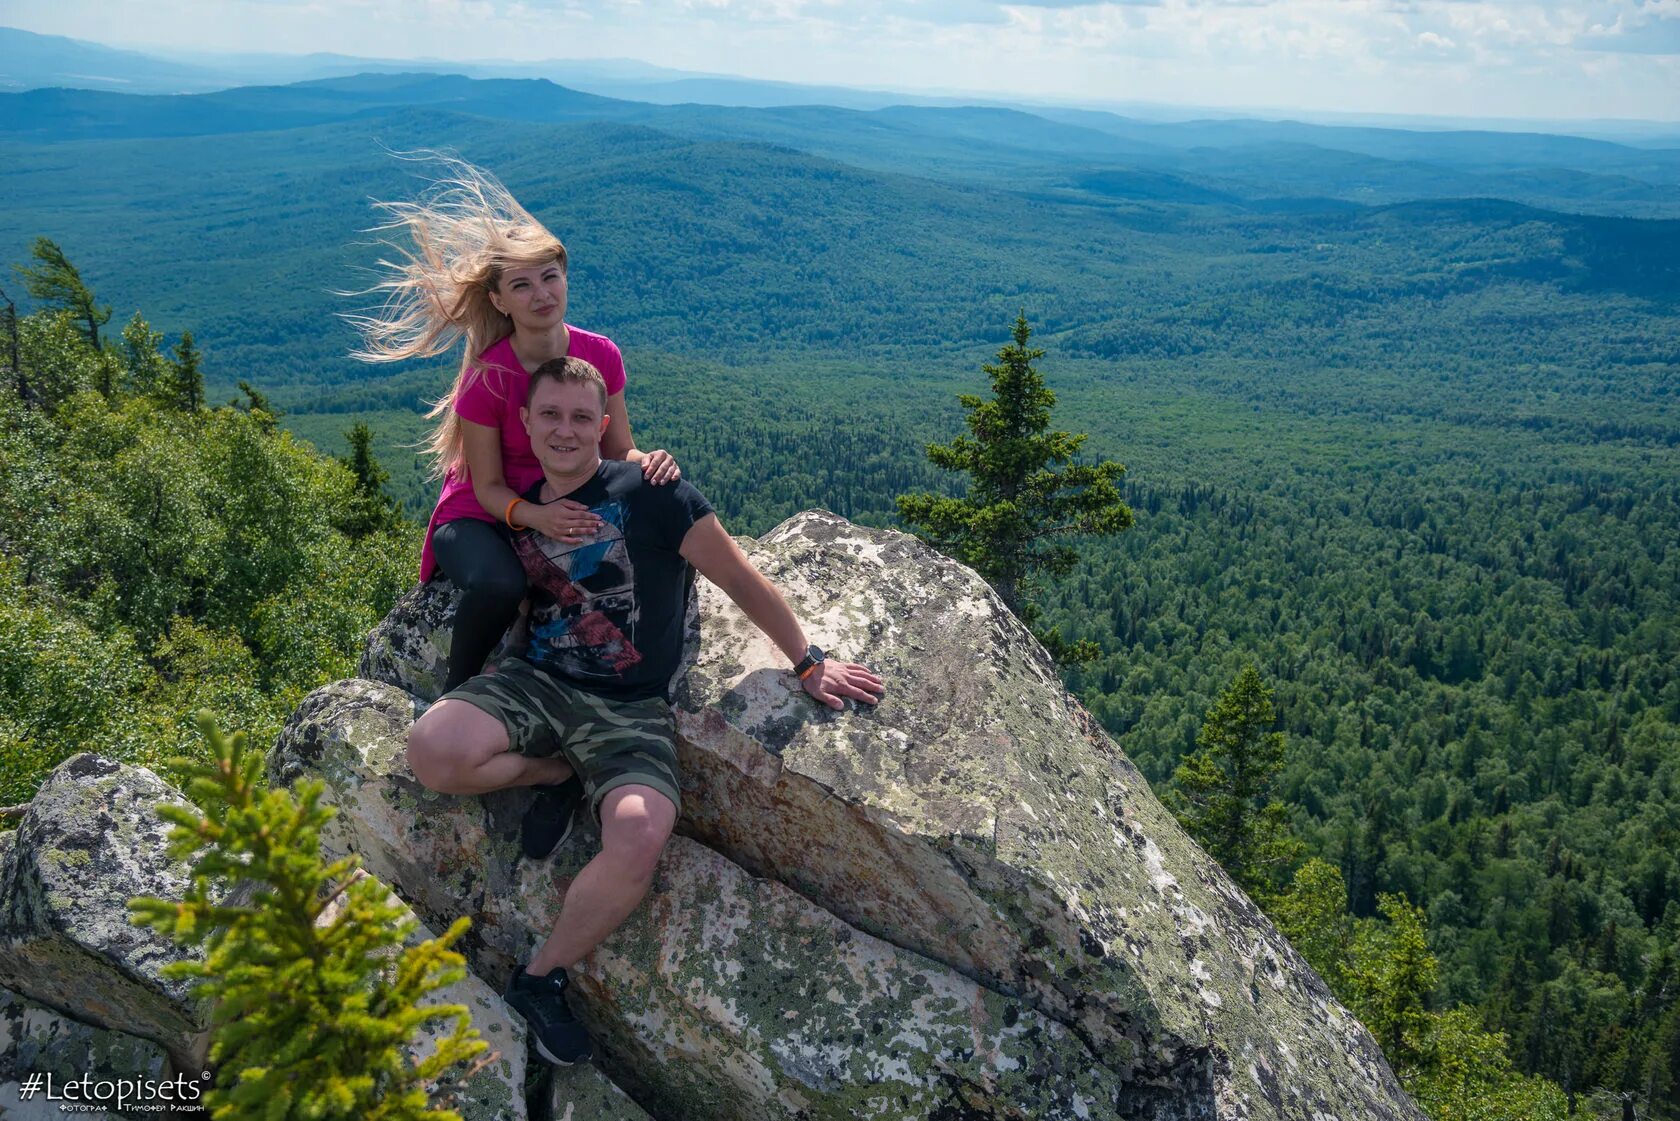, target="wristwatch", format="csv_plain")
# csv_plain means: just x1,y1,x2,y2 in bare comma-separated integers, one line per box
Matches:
793,644,826,681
